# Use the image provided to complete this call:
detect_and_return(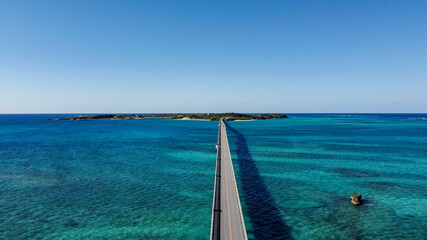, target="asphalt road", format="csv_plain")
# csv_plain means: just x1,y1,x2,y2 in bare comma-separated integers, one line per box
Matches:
216,119,247,240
